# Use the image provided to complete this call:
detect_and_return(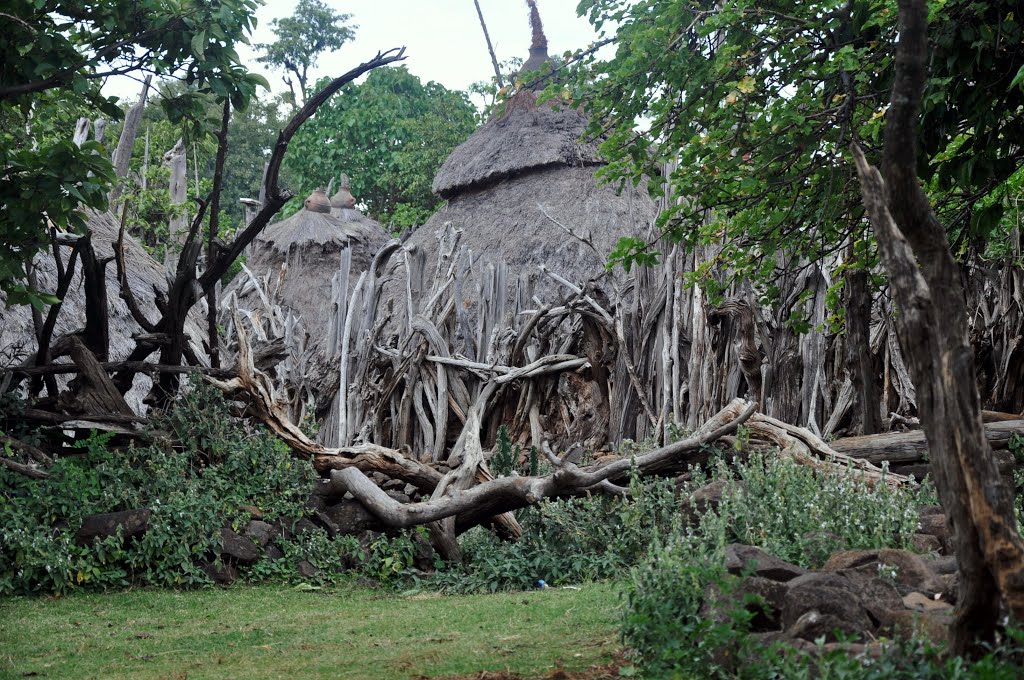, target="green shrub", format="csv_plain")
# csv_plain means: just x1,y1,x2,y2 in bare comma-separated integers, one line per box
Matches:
434,472,679,593
621,543,762,678
623,539,1024,679
681,452,925,568
0,382,314,595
